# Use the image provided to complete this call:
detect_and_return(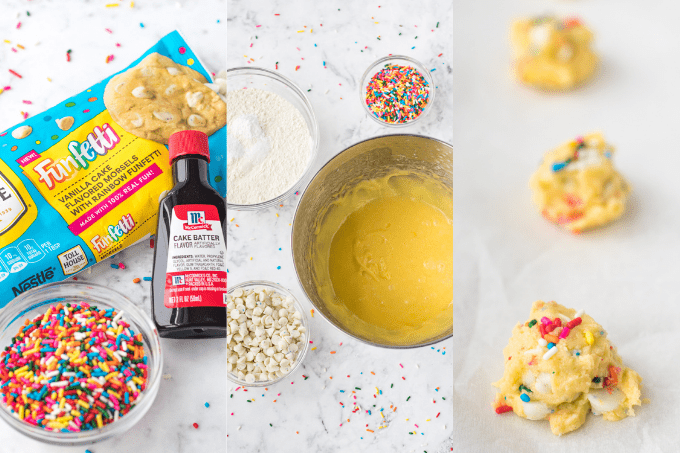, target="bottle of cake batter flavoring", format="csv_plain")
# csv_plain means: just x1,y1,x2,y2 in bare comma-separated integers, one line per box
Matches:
151,130,227,338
